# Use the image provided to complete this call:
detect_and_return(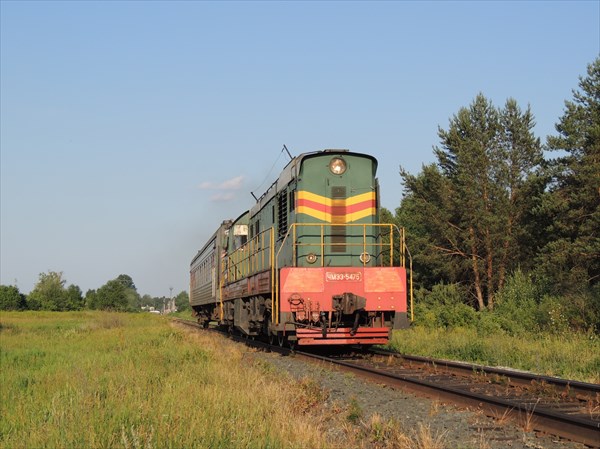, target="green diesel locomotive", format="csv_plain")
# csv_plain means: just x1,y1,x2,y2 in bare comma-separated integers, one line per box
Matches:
190,149,411,346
